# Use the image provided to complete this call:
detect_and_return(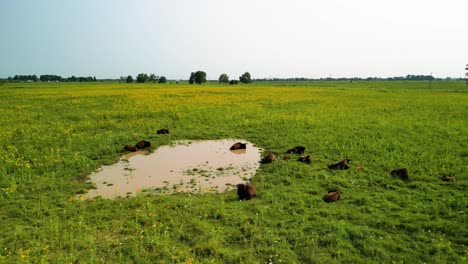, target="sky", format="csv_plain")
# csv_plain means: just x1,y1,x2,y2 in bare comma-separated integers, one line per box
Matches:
1,0,467,80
